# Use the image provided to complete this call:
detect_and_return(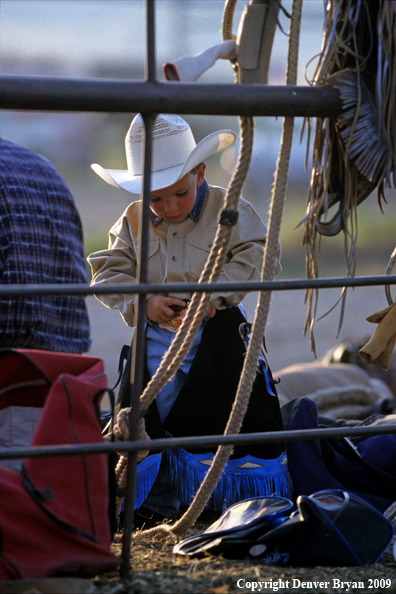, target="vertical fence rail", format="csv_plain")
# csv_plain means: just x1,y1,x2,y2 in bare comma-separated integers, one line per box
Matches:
120,112,155,576
121,0,157,576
